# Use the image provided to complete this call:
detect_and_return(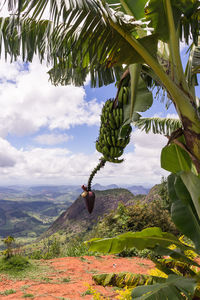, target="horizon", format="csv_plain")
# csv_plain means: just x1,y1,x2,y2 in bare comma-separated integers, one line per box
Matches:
0,182,153,188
